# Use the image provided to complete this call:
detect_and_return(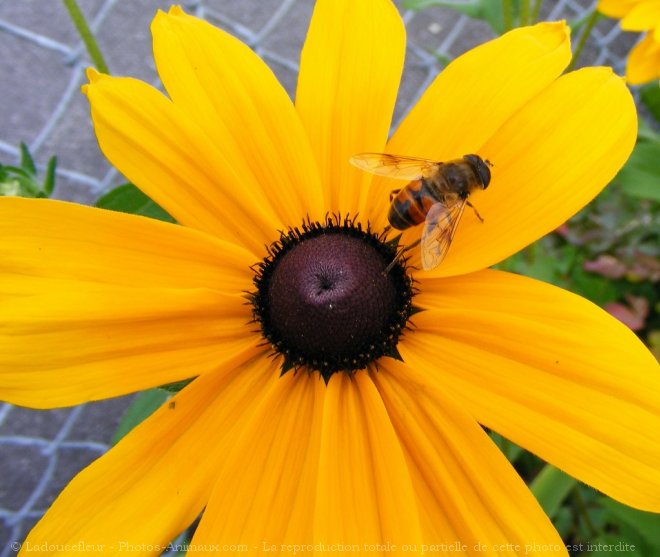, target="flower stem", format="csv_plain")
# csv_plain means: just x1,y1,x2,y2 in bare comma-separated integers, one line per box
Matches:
62,0,109,74
567,9,600,72
520,0,531,26
502,0,513,32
